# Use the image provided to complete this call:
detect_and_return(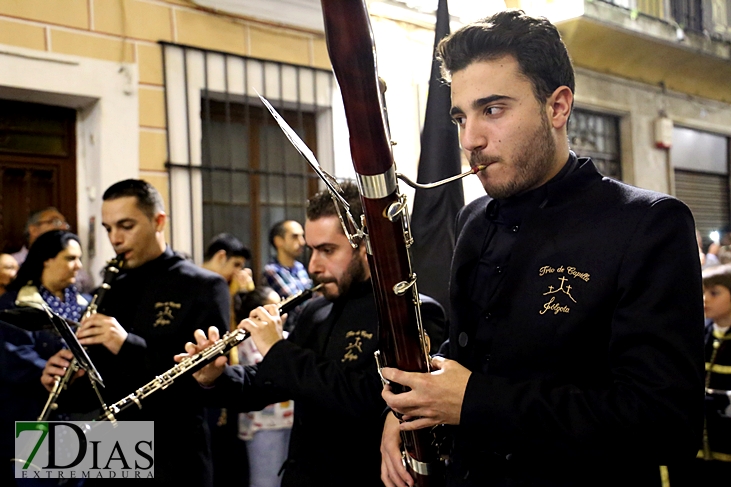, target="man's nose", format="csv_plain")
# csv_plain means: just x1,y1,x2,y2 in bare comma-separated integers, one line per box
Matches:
109,228,123,247
308,254,322,274
460,120,488,154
